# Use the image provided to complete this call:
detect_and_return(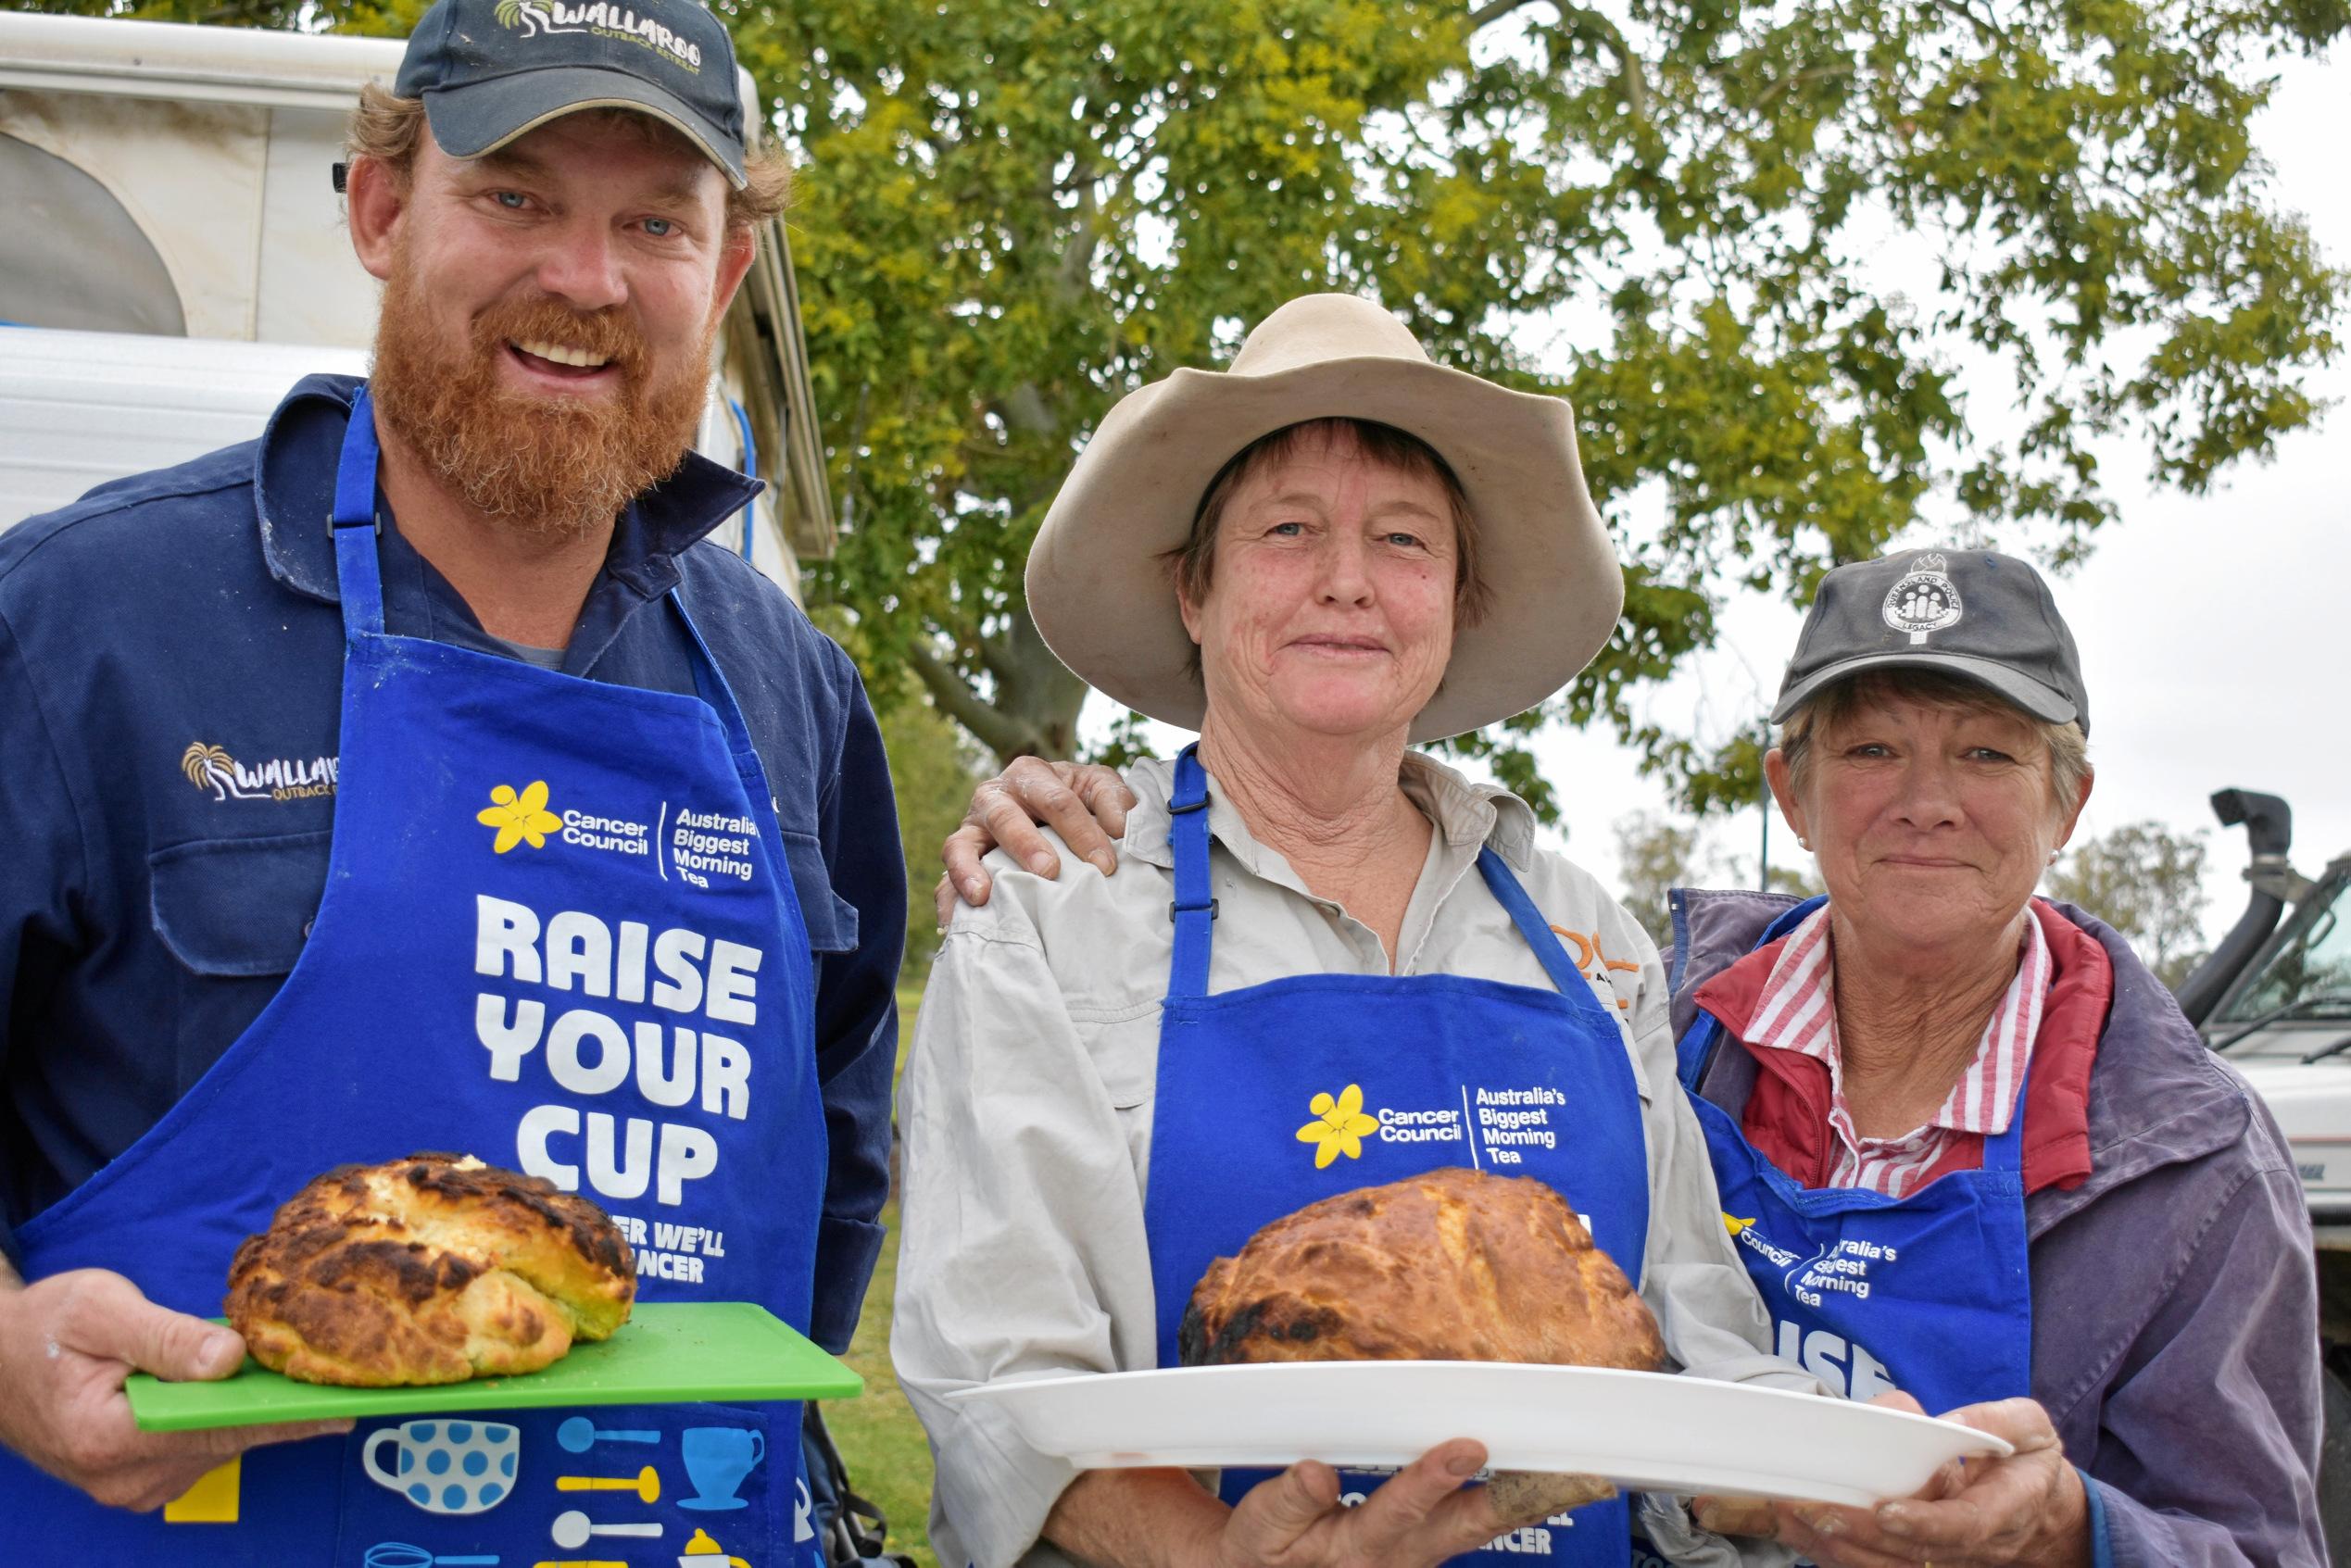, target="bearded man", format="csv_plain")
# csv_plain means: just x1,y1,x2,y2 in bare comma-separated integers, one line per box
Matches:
0,3,901,1562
